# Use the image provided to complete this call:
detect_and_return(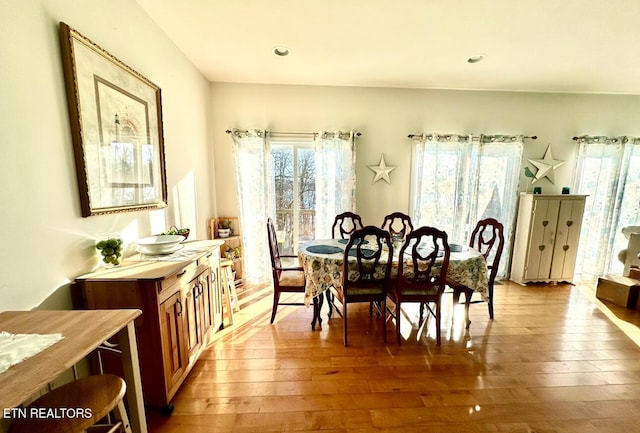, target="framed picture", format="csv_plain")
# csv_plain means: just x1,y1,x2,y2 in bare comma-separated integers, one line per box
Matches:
59,22,168,217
